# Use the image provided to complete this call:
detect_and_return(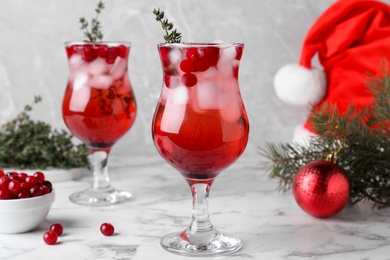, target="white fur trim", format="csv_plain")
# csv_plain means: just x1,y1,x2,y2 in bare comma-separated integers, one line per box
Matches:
274,64,327,106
